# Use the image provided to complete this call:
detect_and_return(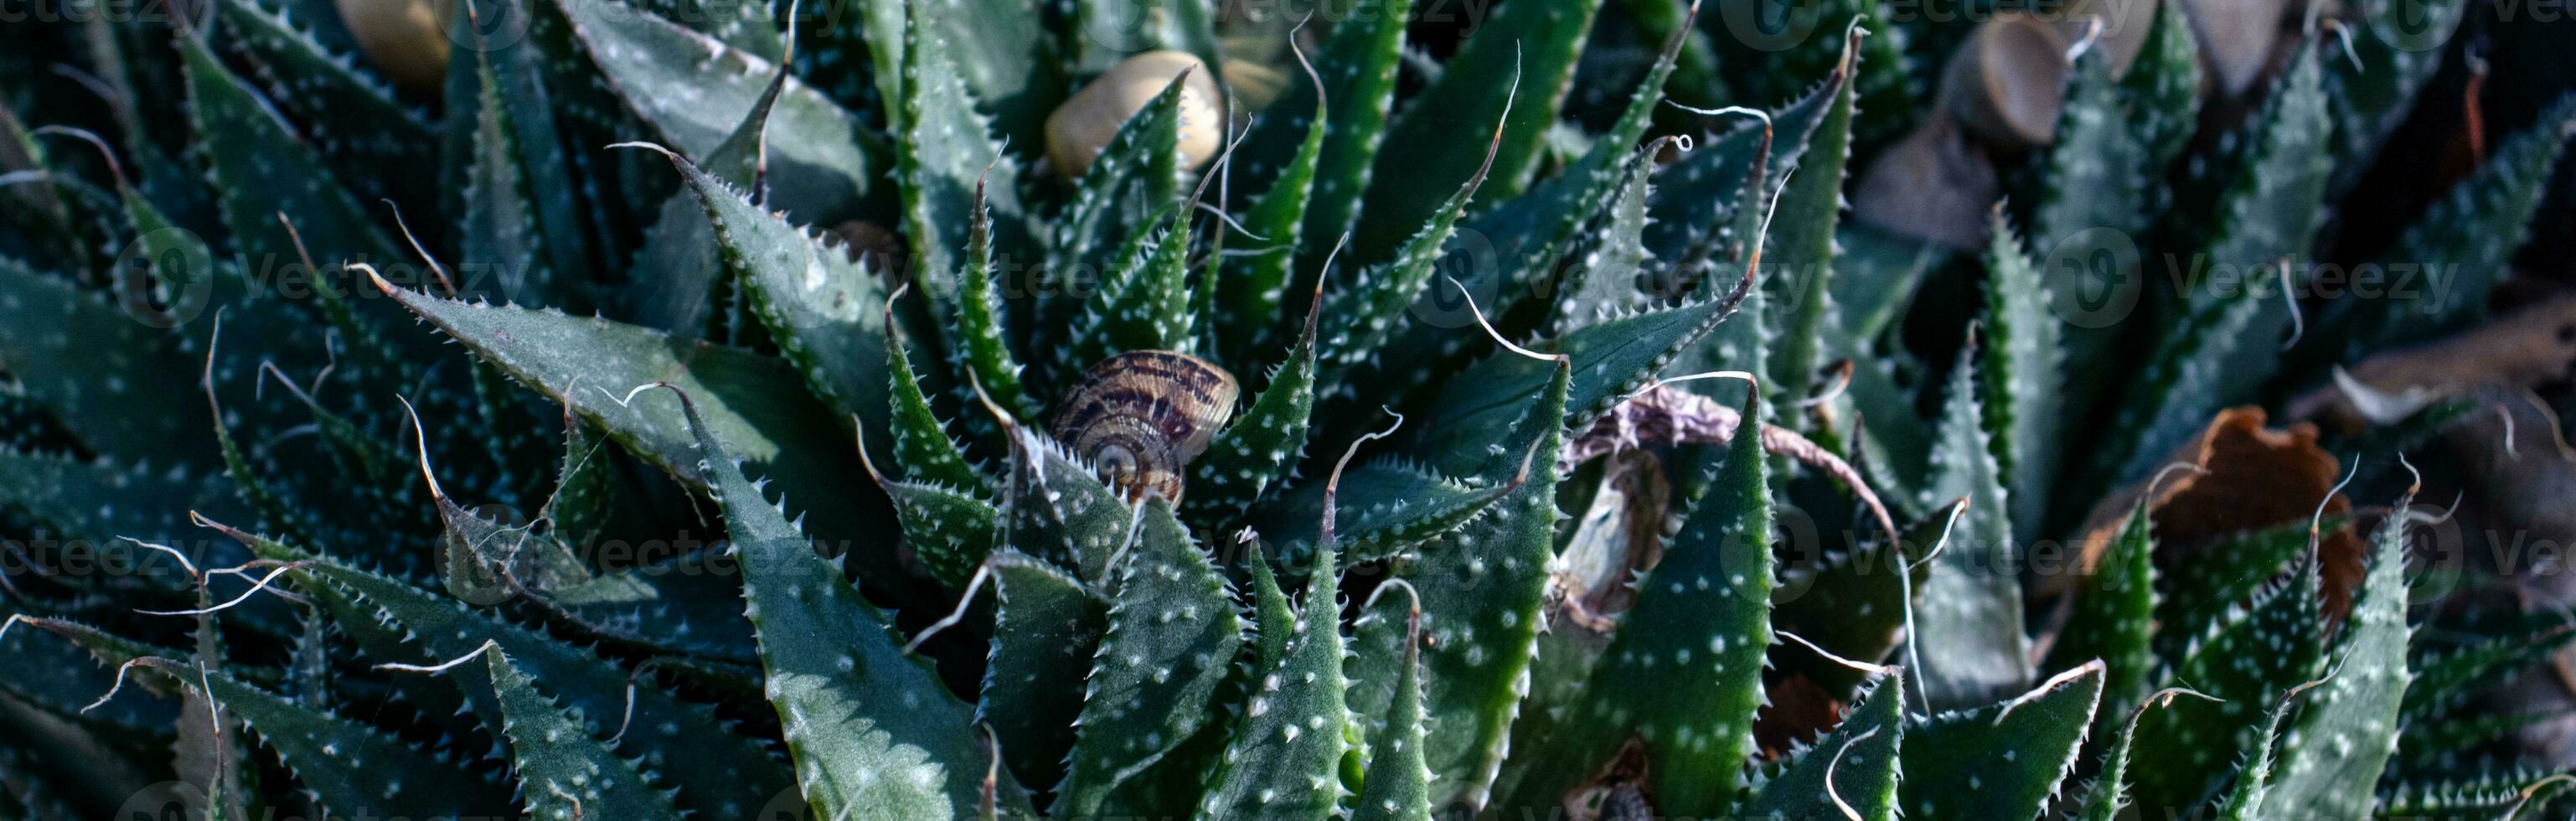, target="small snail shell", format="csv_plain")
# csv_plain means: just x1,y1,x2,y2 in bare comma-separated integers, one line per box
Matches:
1050,350,1239,503
1939,13,2073,151
1045,50,1226,180
333,0,455,95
